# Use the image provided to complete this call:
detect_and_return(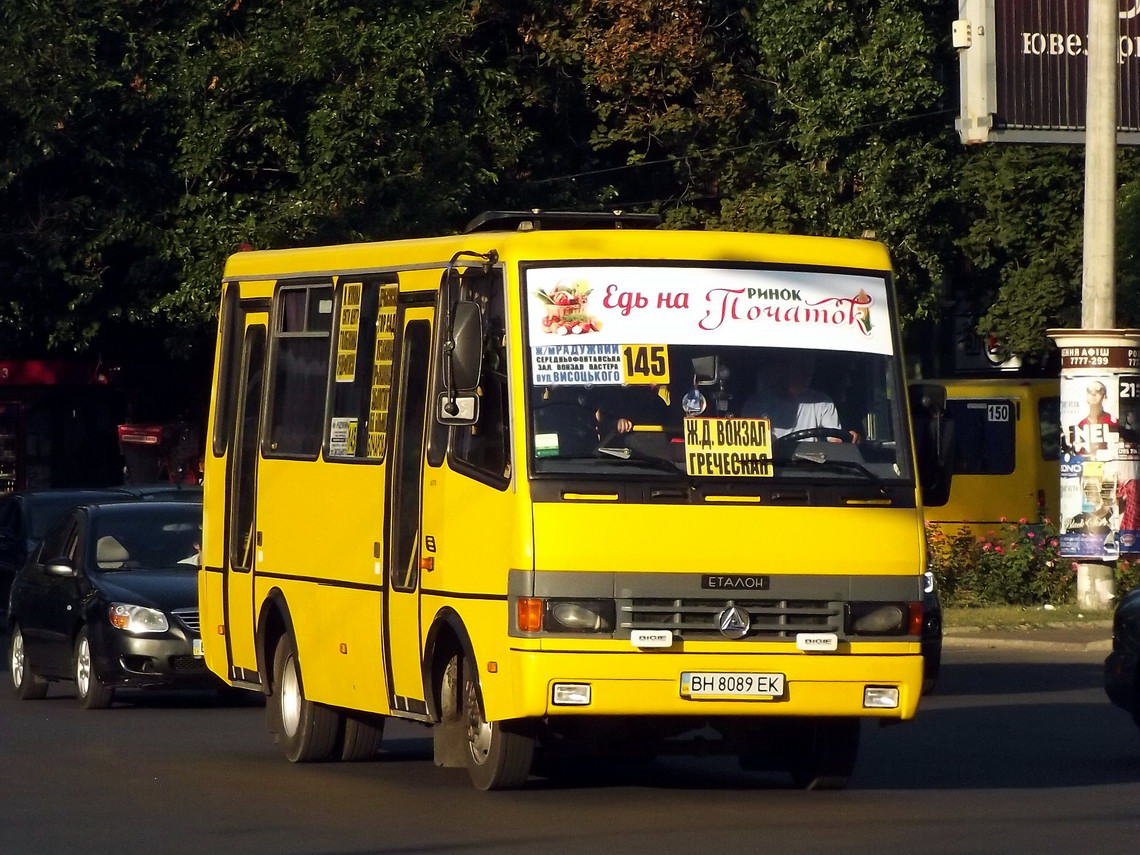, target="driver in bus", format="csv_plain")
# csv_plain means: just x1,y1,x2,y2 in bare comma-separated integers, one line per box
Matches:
740,350,858,443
